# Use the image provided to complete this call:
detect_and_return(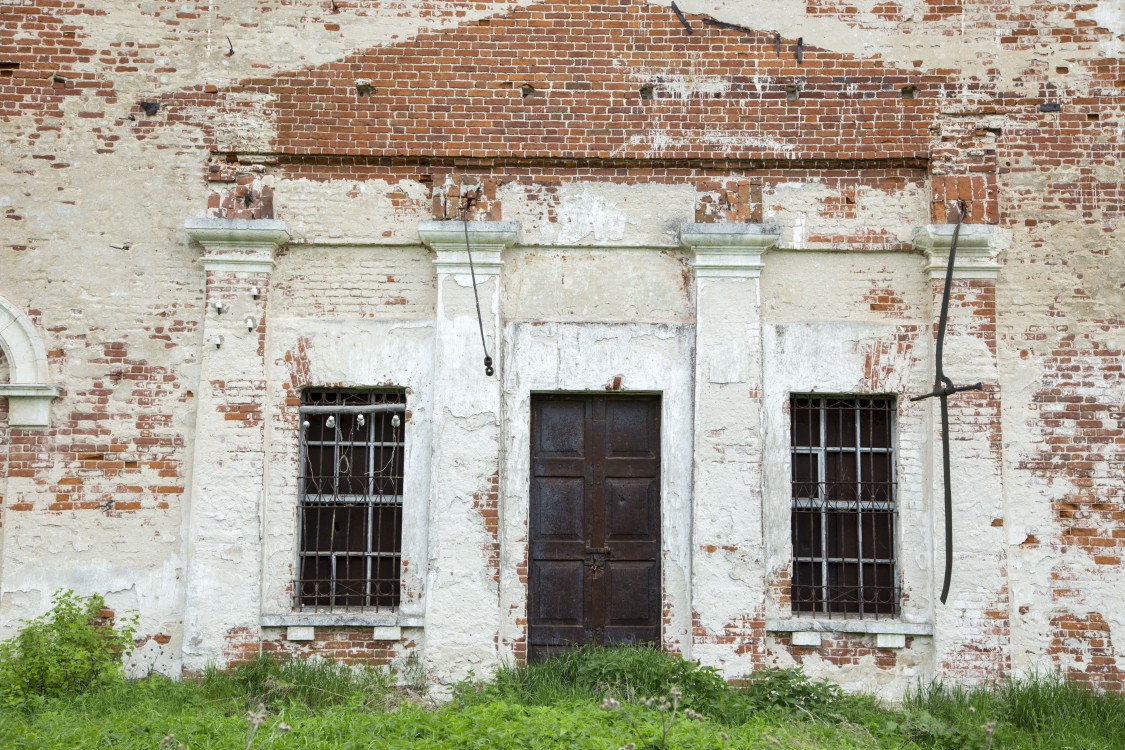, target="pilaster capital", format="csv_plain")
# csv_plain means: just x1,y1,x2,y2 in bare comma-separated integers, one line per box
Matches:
0,384,63,429
419,220,518,276
913,224,1008,280
679,223,780,278
185,218,291,274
